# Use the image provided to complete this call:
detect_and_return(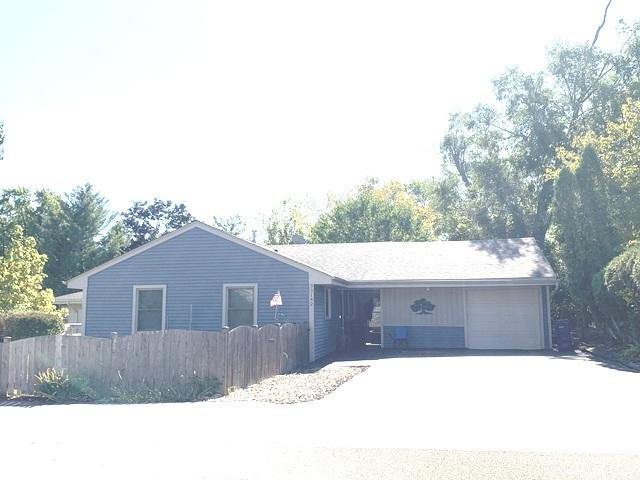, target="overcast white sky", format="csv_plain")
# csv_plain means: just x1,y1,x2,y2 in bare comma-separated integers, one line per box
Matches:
1,0,640,232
